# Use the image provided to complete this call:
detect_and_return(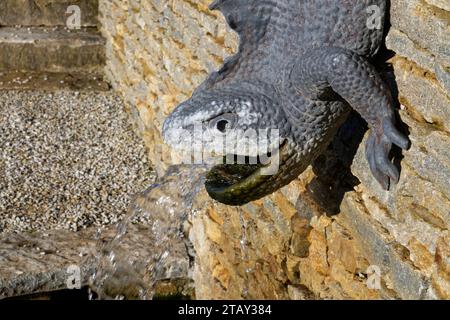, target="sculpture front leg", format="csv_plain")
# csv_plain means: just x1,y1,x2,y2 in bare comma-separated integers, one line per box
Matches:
290,47,410,189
